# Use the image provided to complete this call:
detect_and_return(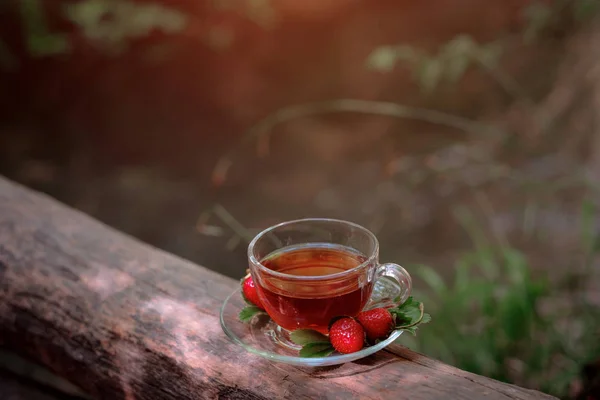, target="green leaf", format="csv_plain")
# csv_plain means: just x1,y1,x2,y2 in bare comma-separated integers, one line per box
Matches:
400,296,417,307
290,329,329,346
443,34,476,56
499,292,529,341
481,293,497,318
477,247,500,281
395,305,422,324
453,206,498,279
397,312,430,337
393,45,419,63
27,34,70,57
20,0,70,57
64,0,187,51
391,300,430,332
415,265,446,294
366,45,417,72
392,296,418,313
417,58,443,93
457,280,495,304
522,2,552,44
574,0,600,21
238,305,264,323
594,235,600,253
403,326,419,336
503,249,529,285
299,342,335,358
454,255,473,291
476,42,503,69
440,35,476,83
444,55,470,83
366,46,399,72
